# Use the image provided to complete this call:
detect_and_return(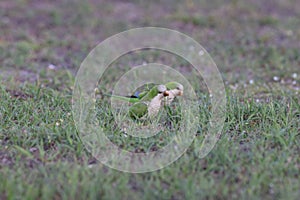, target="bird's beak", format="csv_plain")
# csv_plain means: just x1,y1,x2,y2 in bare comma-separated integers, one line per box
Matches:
163,91,169,96
178,91,183,96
